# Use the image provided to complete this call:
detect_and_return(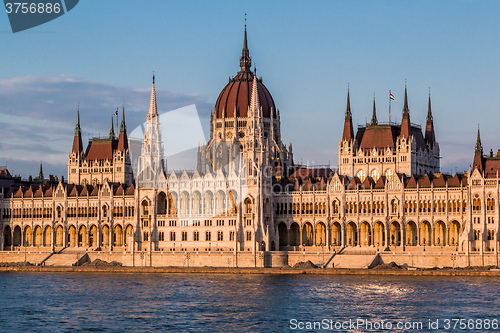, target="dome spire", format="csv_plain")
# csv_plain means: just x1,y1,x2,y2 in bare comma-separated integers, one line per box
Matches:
239,16,251,72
